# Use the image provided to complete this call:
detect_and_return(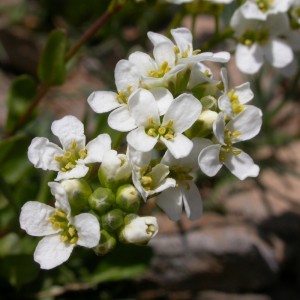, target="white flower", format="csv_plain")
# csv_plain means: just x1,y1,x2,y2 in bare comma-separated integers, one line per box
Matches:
19,182,100,269
128,146,176,201
87,60,140,131
218,68,254,118
120,215,158,245
198,108,262,180
156,138,208,221
231,11,294,74
239,0,293,20
128,45,186,89
148,27,230,65
28,115,111,181
121,88,202,159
